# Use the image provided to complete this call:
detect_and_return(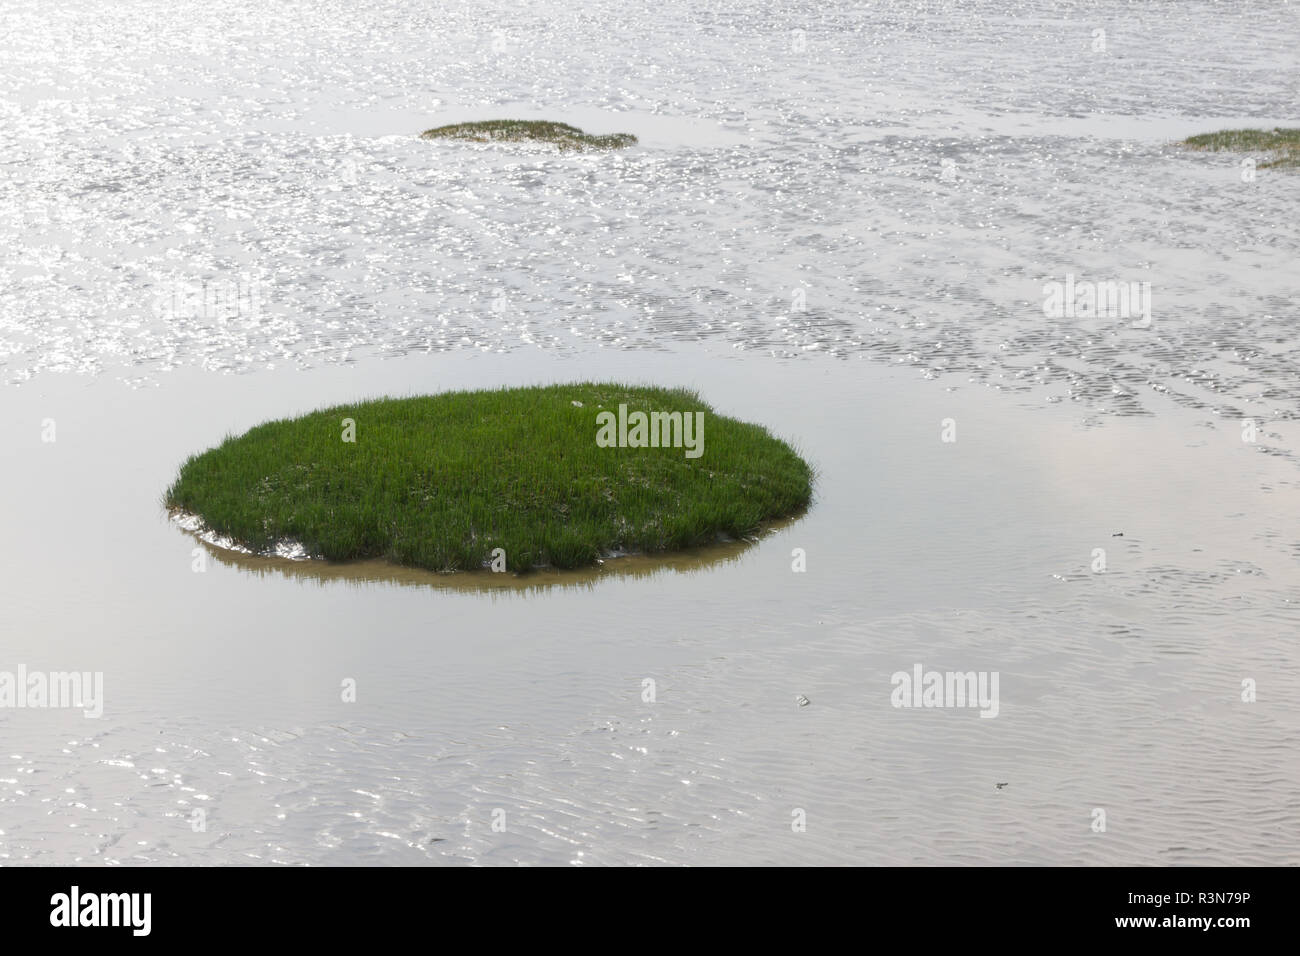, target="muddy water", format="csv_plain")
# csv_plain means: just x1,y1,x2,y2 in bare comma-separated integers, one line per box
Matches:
4,350,1298,865
2,0,1299,864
